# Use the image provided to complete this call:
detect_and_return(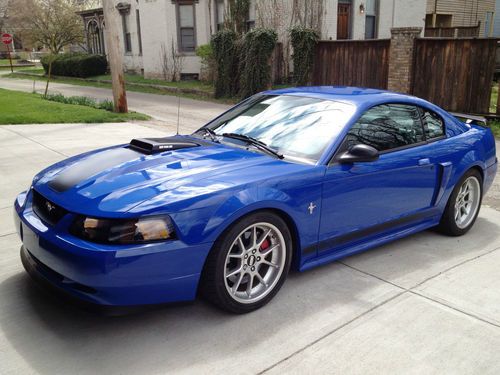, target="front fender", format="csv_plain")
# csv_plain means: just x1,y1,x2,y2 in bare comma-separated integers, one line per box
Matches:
169,168,324,268
202,186,299,241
